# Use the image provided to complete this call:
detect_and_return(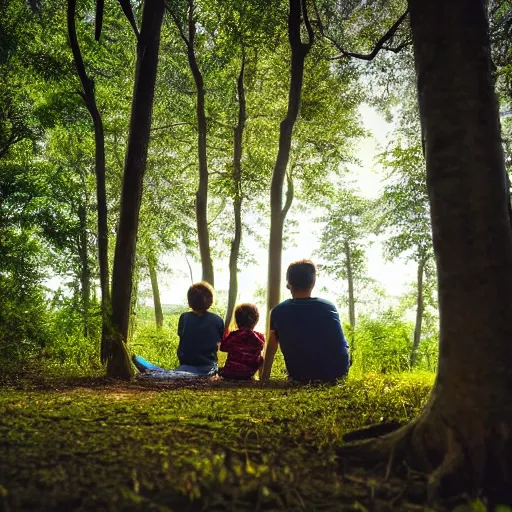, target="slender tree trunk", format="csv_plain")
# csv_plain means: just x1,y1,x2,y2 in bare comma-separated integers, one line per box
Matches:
78,204,90,338
172,0,214,286
344,240,356,332
147,252,164,329
67,0,110,360
194,76,214,286
343,0,512,499
184,251,194,284
225,51,246,328
107,0,165,379
410,258,425,368
266,0,313,331
128,272,138,342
